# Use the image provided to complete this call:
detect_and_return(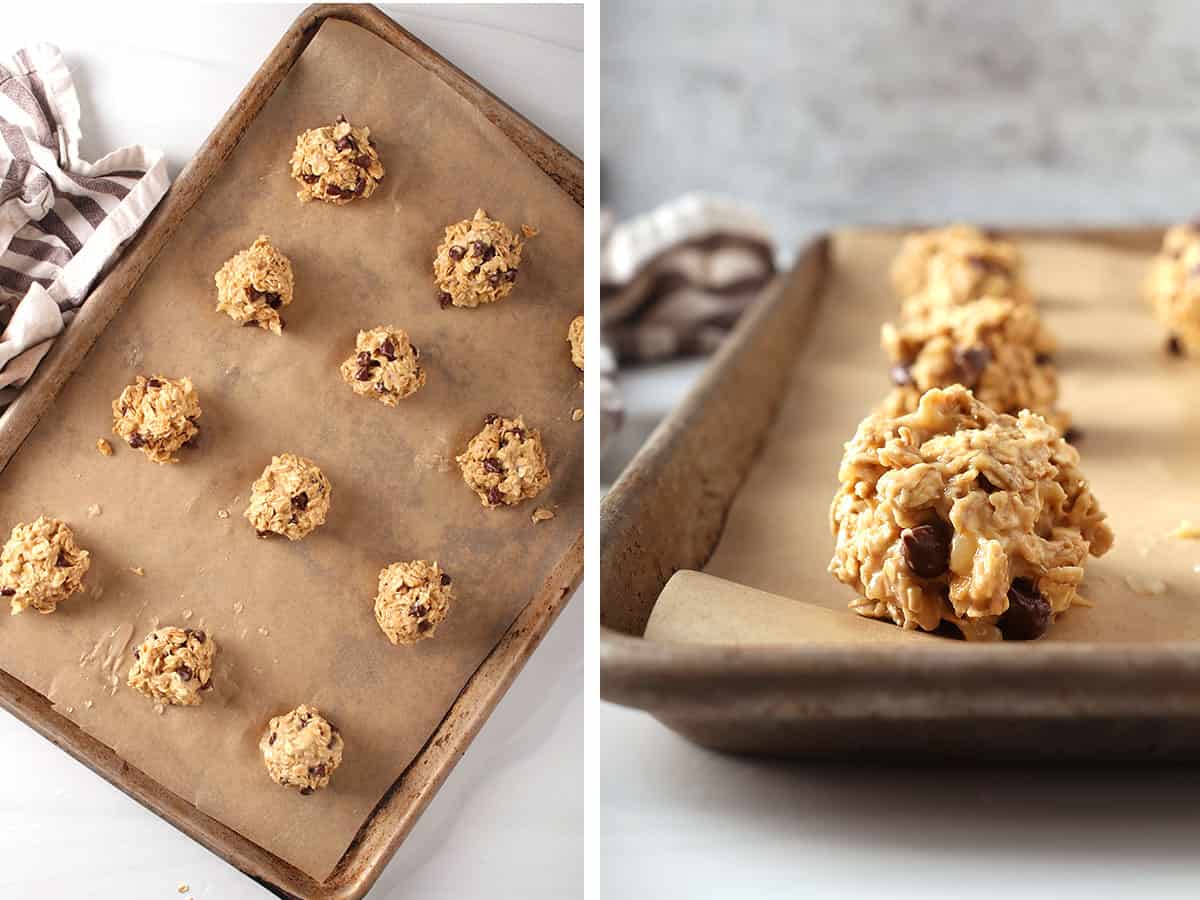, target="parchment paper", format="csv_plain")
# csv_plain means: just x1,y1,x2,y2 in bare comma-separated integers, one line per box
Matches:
0,20,581,880
647,231,1200,646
